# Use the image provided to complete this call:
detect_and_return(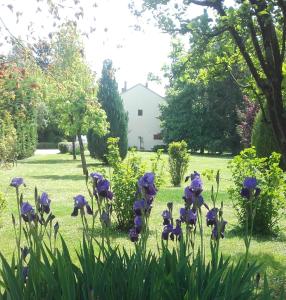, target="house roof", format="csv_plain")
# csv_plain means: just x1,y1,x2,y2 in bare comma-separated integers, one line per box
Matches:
120,83,165,100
